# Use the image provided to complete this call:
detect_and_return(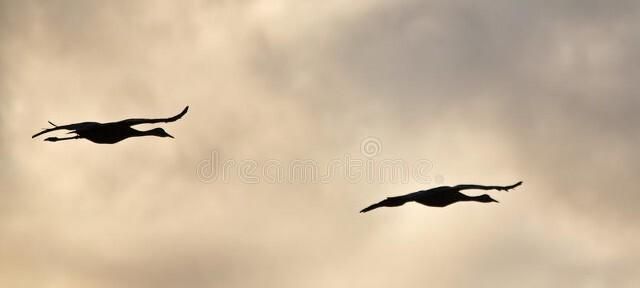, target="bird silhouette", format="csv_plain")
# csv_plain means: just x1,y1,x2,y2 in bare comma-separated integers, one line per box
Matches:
32,106,189,144
360,181,522,213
